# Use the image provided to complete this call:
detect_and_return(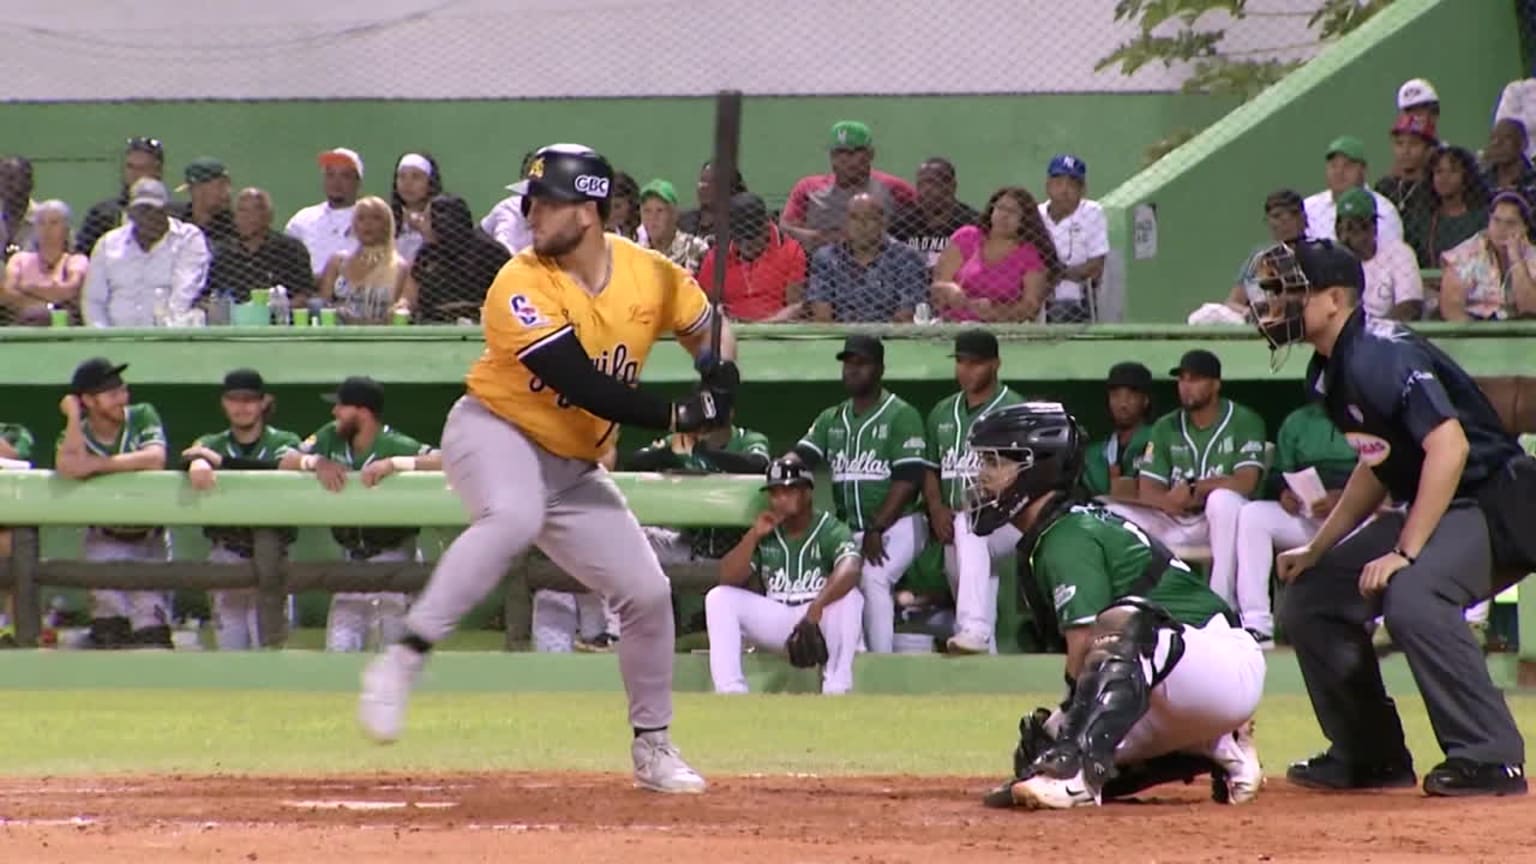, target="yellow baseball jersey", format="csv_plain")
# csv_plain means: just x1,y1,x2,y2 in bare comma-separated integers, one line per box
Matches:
467,236,712,461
